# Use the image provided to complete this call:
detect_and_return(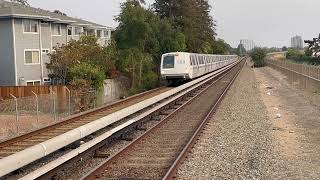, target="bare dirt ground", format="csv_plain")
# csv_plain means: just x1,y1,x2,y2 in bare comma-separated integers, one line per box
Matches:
255,67,320,179
178,62,320,179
